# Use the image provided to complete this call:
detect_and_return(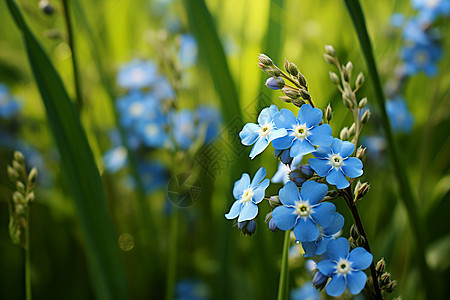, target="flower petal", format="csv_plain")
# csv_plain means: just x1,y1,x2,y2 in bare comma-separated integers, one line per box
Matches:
311,202,336,228
298,104,322,127
225,200,242,219
325,274,346,297
258,105,278,124
300,181,328,205
239,123,260,146
342,157,363,178
249,136,269,159
308,124,333,147
326,237,350,261
272,206,298,230
251,167,267,188
348,247,373,270
233,173,250,199
323,213,345,236
279,181,300,205
347,271,367,295
274,108,297,128
312,146,332,158
309,158,332,177
268,128,287,143
272,134,294,150
237,202,258,222
301,241,318,258
338,140,355,157
290,138,315,156
317,259,336,276
294,218,319,242
326,168,349,189
315,236,331,256
253,179,270,204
